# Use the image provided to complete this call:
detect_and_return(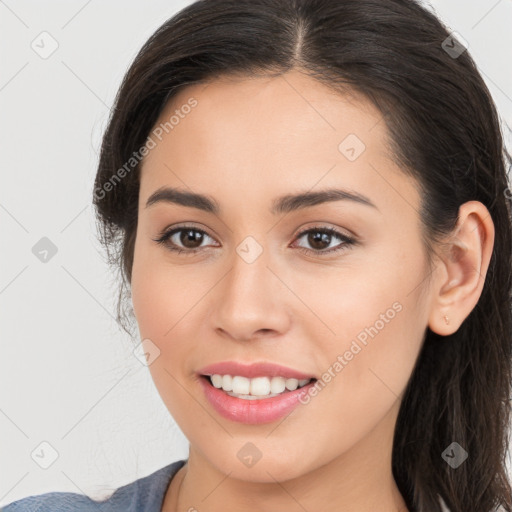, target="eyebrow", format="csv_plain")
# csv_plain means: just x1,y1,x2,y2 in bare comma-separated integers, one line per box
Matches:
145,186,379,214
